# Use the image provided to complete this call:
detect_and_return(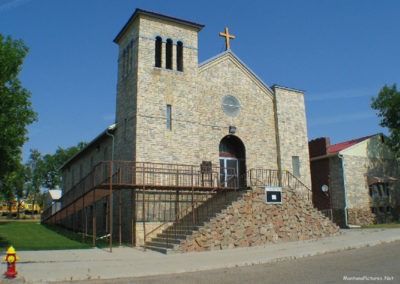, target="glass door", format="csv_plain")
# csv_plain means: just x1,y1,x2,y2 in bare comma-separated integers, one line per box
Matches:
220,158,238,187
